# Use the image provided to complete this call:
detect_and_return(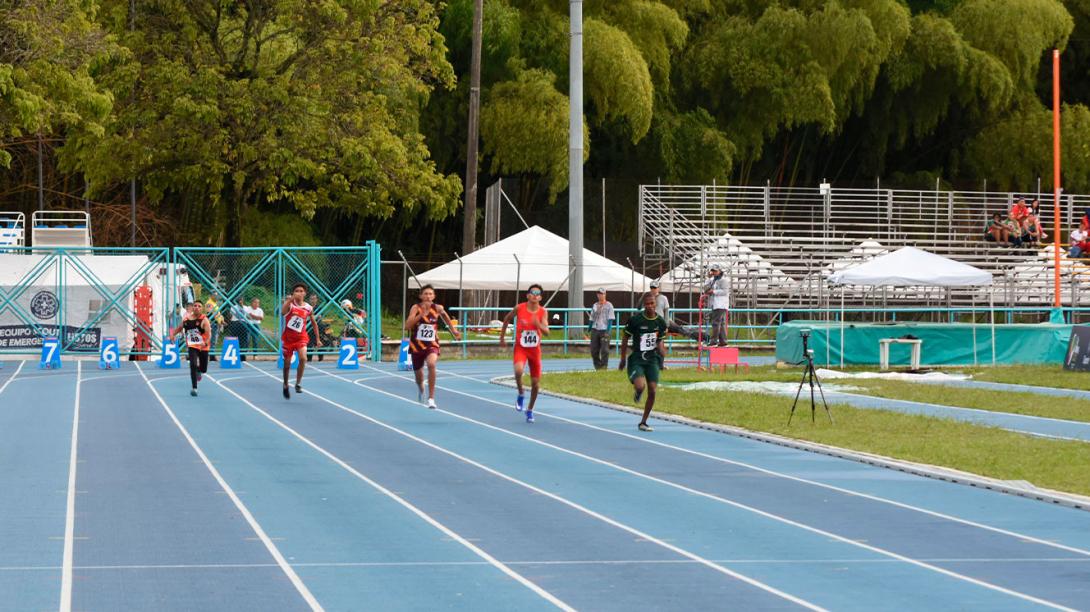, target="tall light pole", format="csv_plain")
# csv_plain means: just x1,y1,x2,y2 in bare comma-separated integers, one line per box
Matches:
1052,49,1062,308
462,0,483,257
130,0,137,246
567,1,584,331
